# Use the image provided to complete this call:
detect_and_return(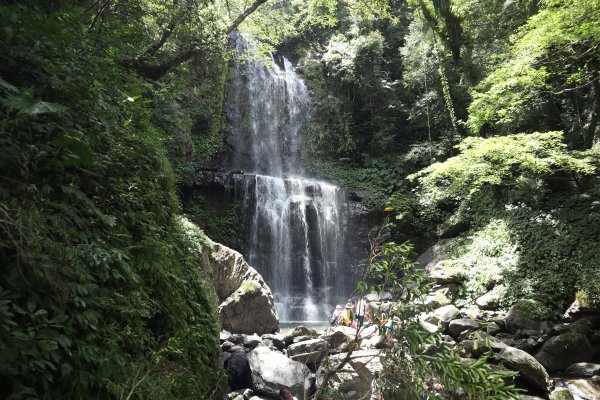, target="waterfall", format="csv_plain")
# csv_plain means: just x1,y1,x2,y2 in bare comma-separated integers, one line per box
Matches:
225,33,354,322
